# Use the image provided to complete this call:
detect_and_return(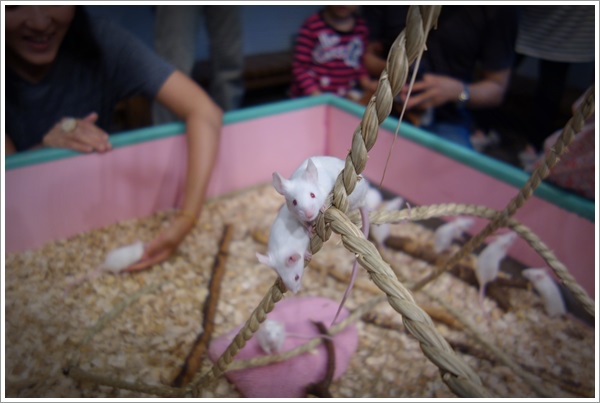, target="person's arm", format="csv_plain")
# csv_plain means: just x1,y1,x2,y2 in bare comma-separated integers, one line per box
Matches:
291,21,321,96
359,75,379,93
401,68,511,110
125,70,223,271
8,112,111,154
363,40,387,78
4,134,17,155
360,5,390,79
41,112,112,153
464,68,511,108
358,21,379,93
